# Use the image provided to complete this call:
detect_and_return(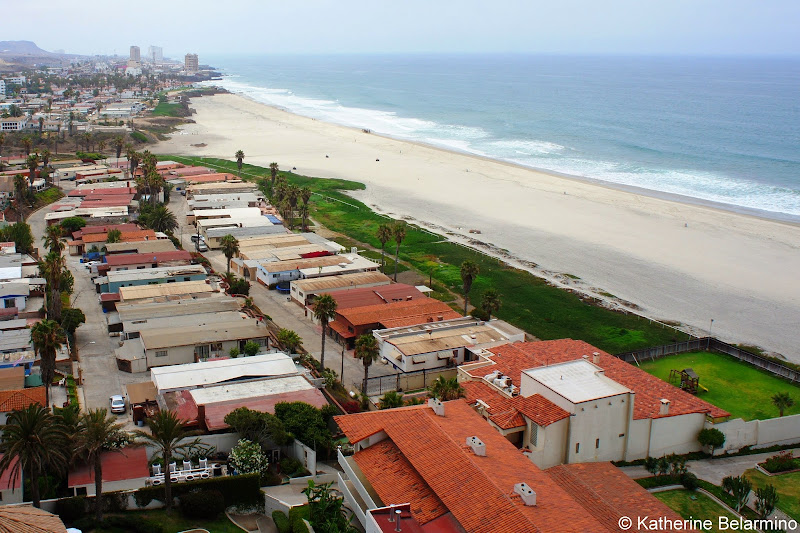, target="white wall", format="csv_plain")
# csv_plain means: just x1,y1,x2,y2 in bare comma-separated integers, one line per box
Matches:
714,414,800,454
525,418,568,469
647,413,707,458
567,395,630,463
